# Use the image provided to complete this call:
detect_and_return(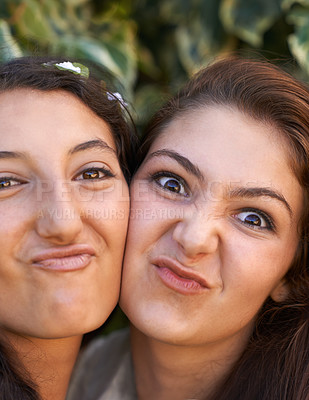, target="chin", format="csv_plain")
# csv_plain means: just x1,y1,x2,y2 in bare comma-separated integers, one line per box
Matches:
34,303,117,339
47,291,118,334
128,309,196,346
133,323,197,346
34,318,105,339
